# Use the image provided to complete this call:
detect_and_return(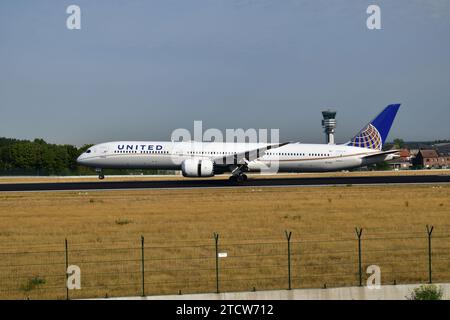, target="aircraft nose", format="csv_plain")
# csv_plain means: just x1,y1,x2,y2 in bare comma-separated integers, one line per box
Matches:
76,154,85,164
